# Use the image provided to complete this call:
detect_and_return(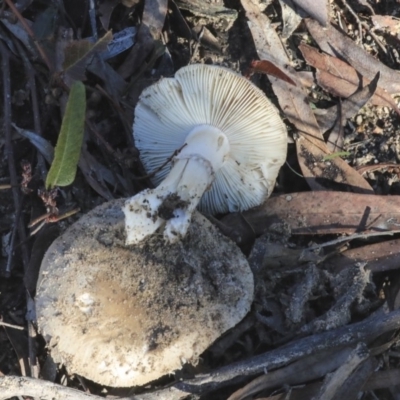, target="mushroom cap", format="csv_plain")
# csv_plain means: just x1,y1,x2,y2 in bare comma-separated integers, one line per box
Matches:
134,64,288,214
36,199,254,387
